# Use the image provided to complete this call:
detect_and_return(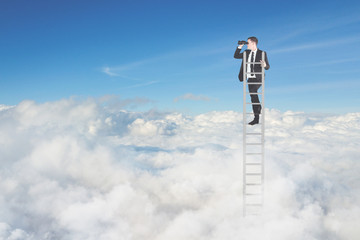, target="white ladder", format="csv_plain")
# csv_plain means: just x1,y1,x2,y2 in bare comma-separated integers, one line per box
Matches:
242,51,265,216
